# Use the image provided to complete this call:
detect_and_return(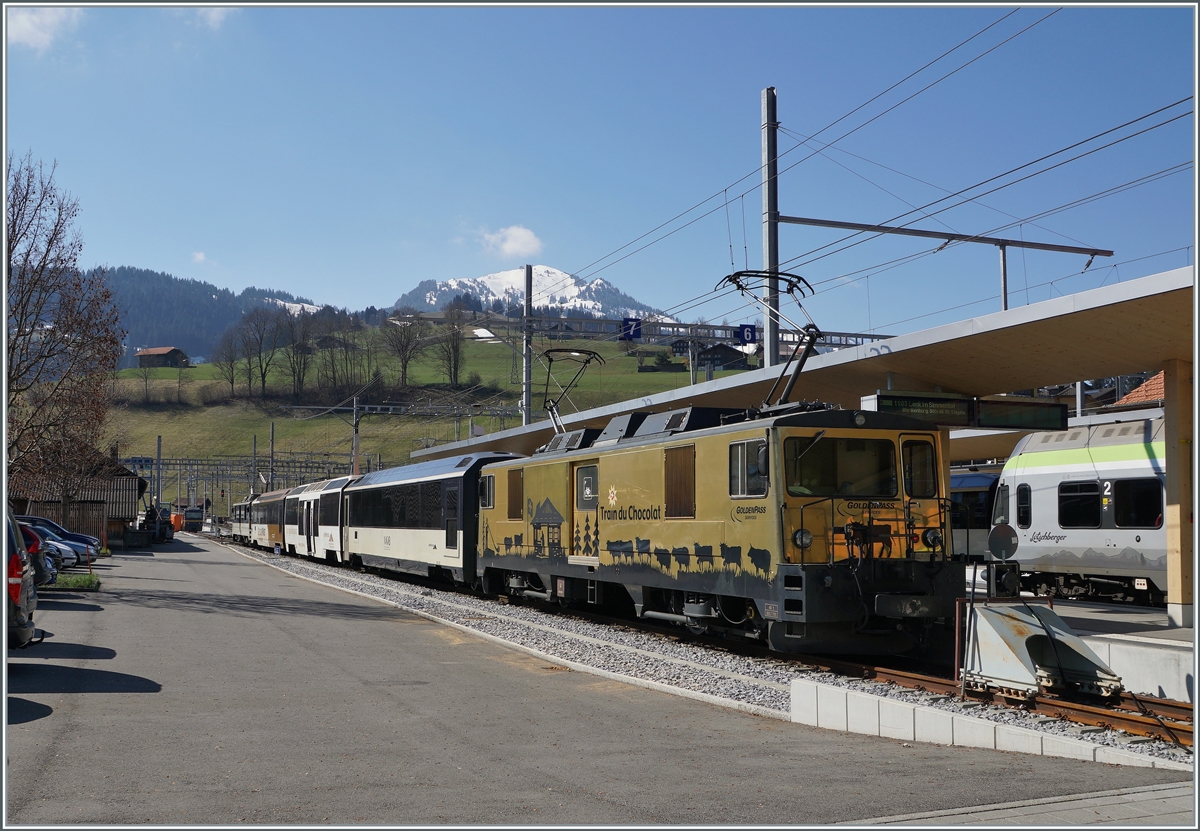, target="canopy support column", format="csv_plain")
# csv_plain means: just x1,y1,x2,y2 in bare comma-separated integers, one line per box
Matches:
1163,358,1193,628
